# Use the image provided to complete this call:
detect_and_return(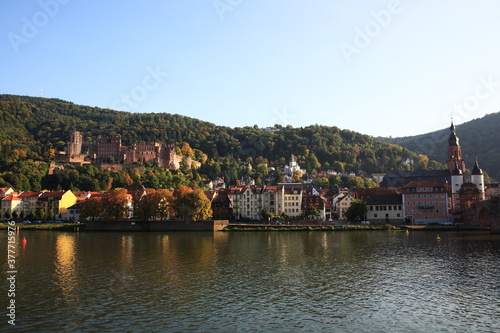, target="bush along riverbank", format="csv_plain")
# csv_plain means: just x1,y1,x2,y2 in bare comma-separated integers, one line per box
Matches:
0,222,83,231
221,224,490,232
222,224,404,231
